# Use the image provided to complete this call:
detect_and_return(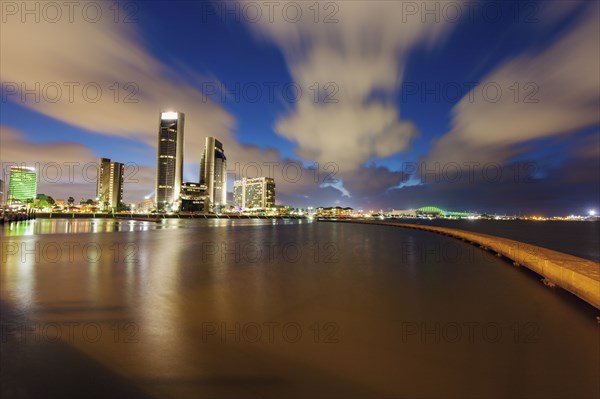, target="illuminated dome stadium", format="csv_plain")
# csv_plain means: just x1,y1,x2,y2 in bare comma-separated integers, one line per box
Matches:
417,206,445,215
417,206,471,218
